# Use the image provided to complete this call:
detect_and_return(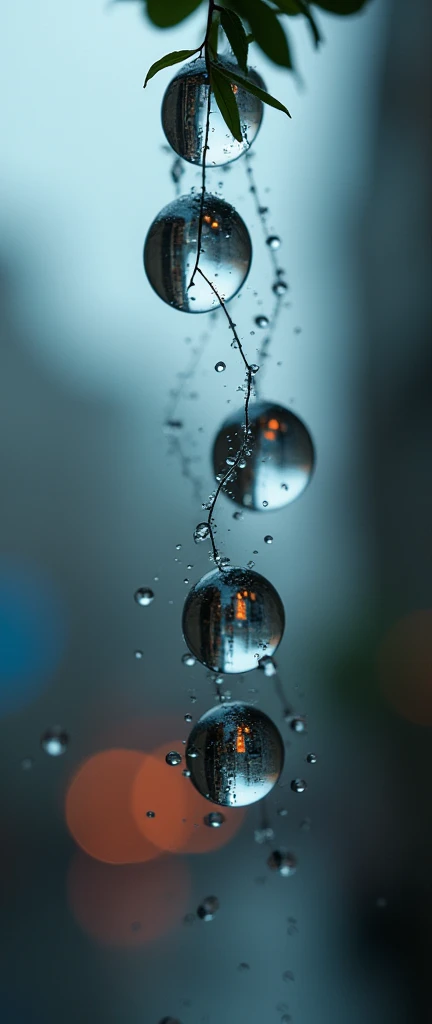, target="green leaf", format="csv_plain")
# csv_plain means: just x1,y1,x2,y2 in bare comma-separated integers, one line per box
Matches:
146,0,203,28
311,0,369,13
143,48,199,88
277,0,322,47
232,0,293,69
210,65,243,143
212,60,291,118
220,9,249,73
